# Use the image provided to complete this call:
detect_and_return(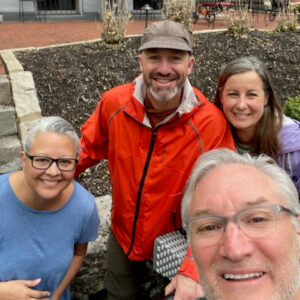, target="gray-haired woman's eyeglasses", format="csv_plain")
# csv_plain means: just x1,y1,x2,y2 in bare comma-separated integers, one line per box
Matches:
25,153,78,172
